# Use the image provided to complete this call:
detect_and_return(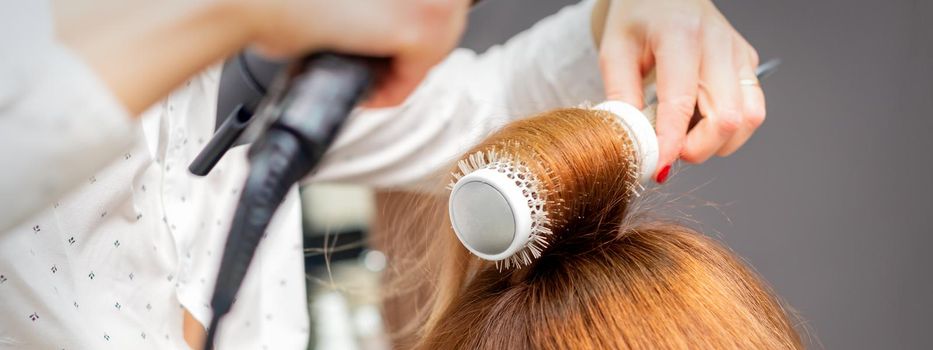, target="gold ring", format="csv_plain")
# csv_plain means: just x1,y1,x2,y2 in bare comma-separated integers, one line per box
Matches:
739,78,760,87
